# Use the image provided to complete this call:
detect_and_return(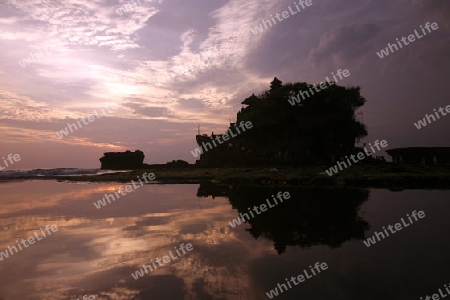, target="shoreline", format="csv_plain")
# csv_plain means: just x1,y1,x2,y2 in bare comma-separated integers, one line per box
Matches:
1,164,450,189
